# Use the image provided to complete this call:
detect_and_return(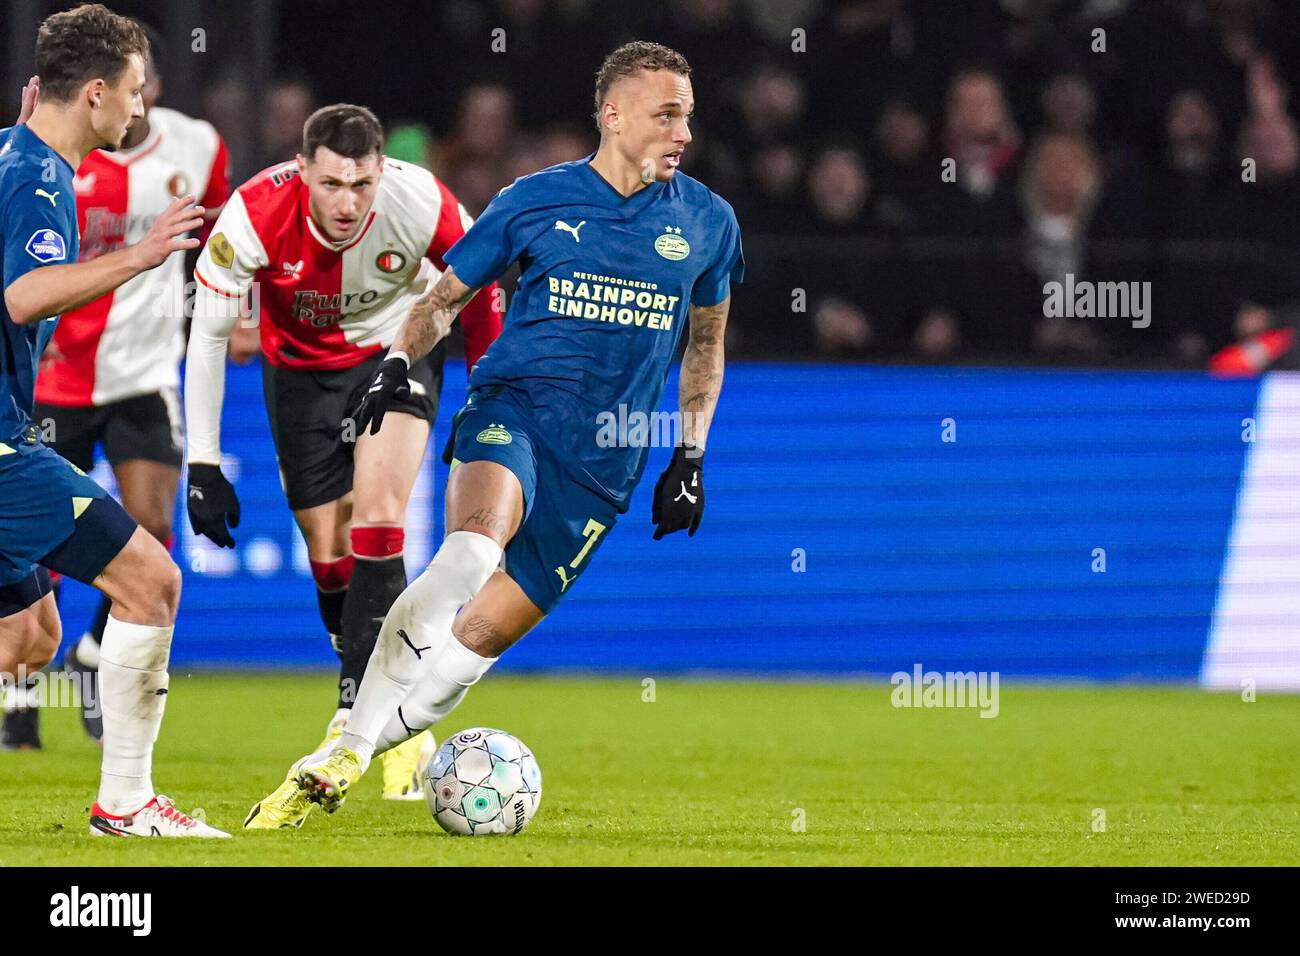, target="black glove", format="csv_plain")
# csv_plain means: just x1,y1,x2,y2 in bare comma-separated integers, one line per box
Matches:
652,444,705,540
187,463,241,548
351,354,411,436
